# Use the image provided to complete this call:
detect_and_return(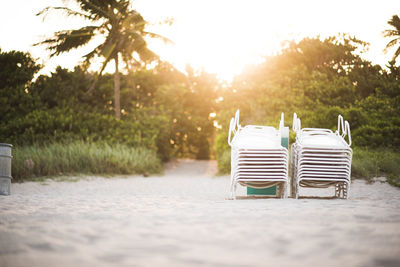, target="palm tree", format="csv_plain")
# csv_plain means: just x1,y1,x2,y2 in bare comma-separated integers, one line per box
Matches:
383,15,400,63
36,0,167,119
